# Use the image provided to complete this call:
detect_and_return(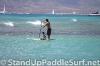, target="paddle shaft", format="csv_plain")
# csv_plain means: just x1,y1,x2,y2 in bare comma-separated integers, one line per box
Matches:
39,29,41,38
39,21,42,38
